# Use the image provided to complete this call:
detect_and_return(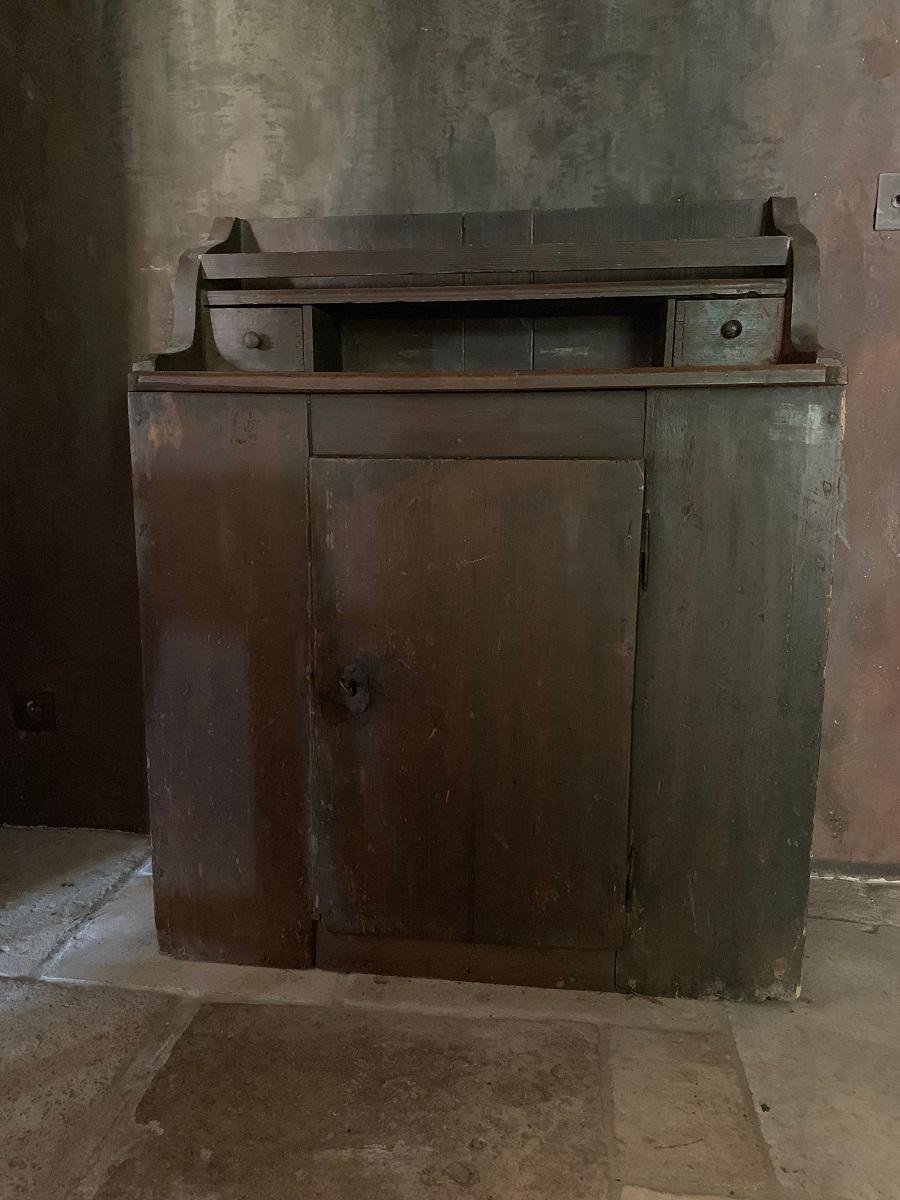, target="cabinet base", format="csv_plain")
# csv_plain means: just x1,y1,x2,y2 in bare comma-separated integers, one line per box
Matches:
316,927,616,992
